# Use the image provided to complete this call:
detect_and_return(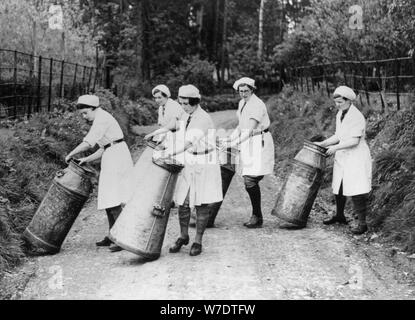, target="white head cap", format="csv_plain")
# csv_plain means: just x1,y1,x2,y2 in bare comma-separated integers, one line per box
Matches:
77,95,99,108
233,77,256,90
178,84,201,99
152,84,171,97
333,86,356,101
